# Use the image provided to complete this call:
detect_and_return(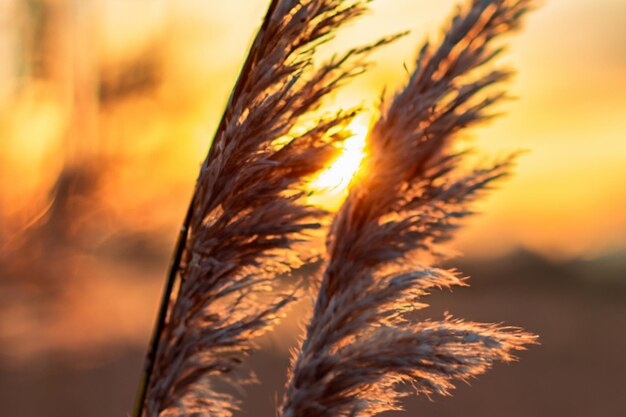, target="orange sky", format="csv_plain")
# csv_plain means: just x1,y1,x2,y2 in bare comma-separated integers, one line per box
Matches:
1,0,625,259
